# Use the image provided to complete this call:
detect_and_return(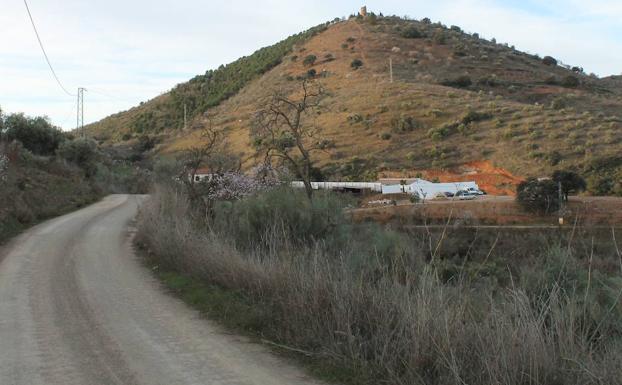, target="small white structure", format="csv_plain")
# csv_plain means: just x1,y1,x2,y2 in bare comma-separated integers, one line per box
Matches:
192,168,217,182
291,181,382,193
383,179,479,198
